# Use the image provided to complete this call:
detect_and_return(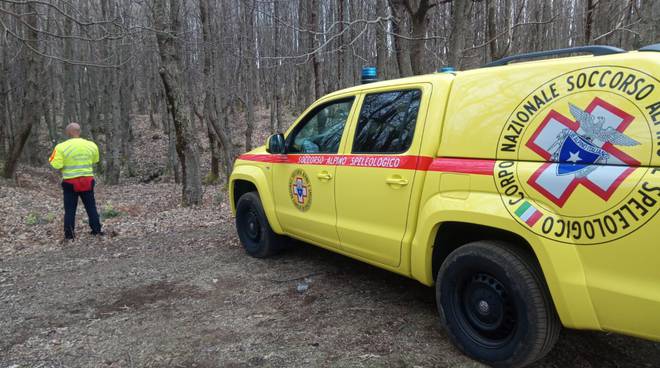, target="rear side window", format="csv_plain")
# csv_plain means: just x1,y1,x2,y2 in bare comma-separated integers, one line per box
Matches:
352,89,421,153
